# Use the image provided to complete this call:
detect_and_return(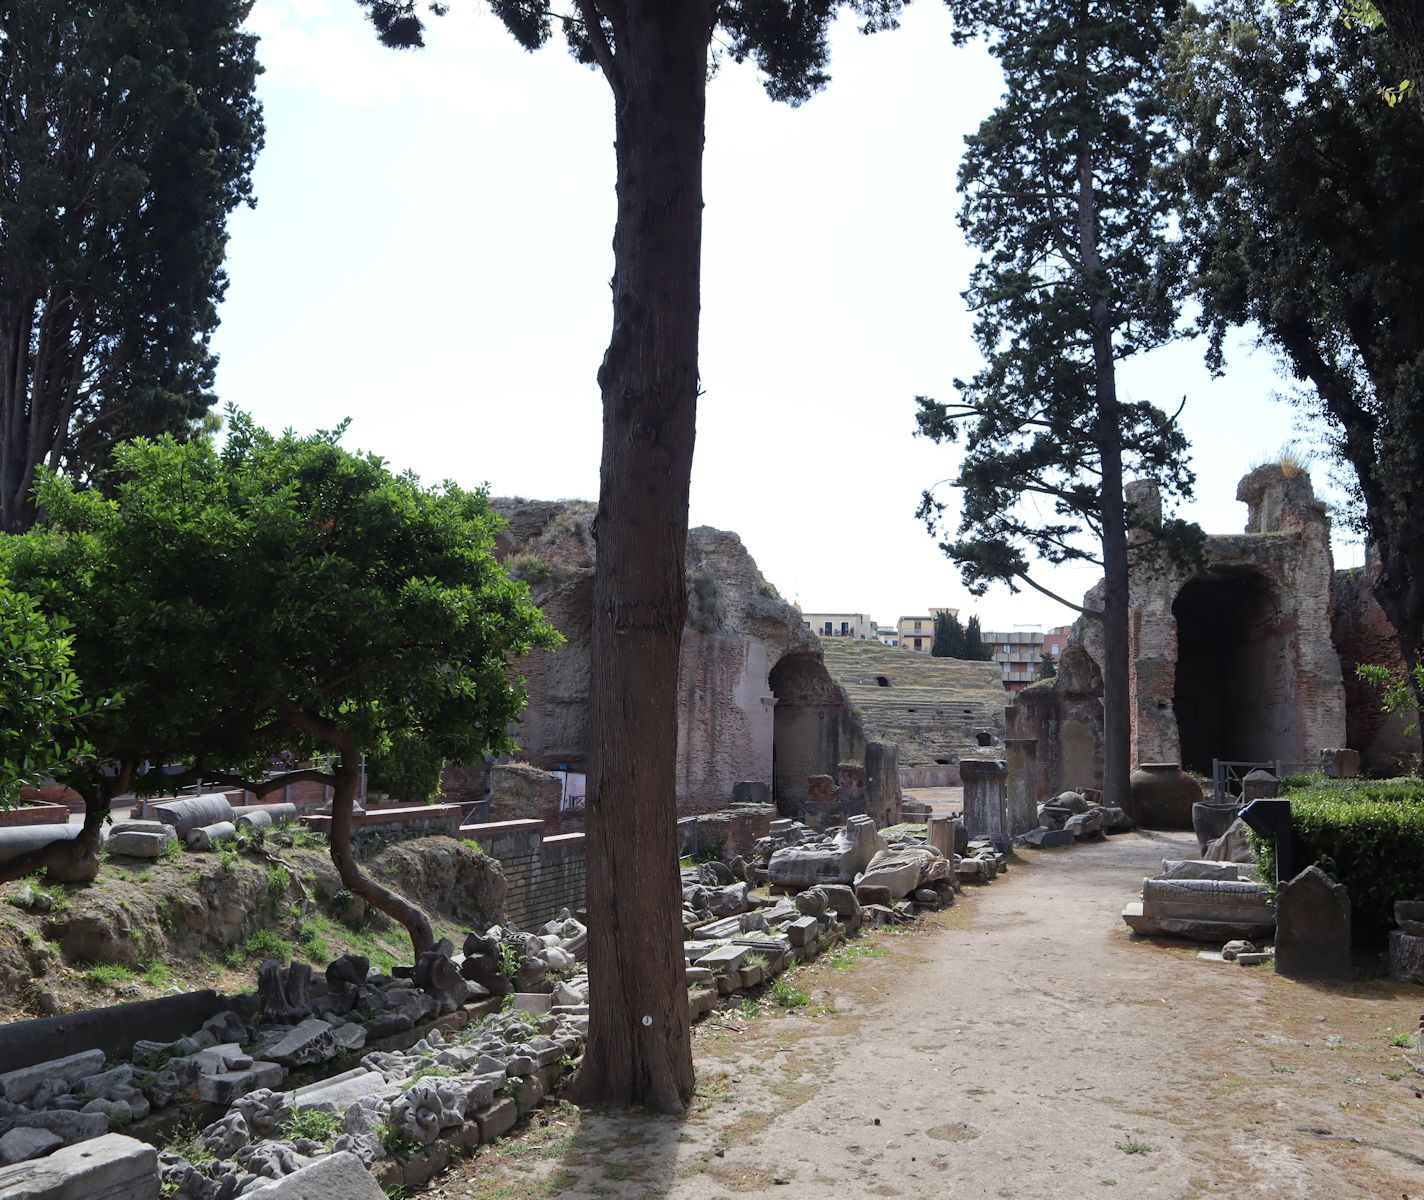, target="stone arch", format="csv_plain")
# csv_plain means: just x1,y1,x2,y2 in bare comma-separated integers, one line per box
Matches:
1172,567,1293,773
